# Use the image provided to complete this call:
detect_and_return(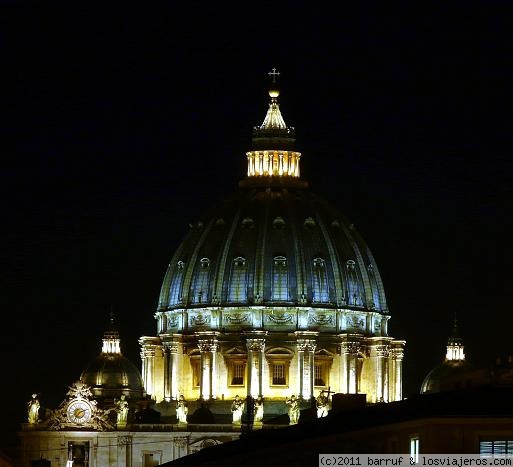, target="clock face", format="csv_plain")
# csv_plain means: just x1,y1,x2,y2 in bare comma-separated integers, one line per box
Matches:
67,400,92,425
